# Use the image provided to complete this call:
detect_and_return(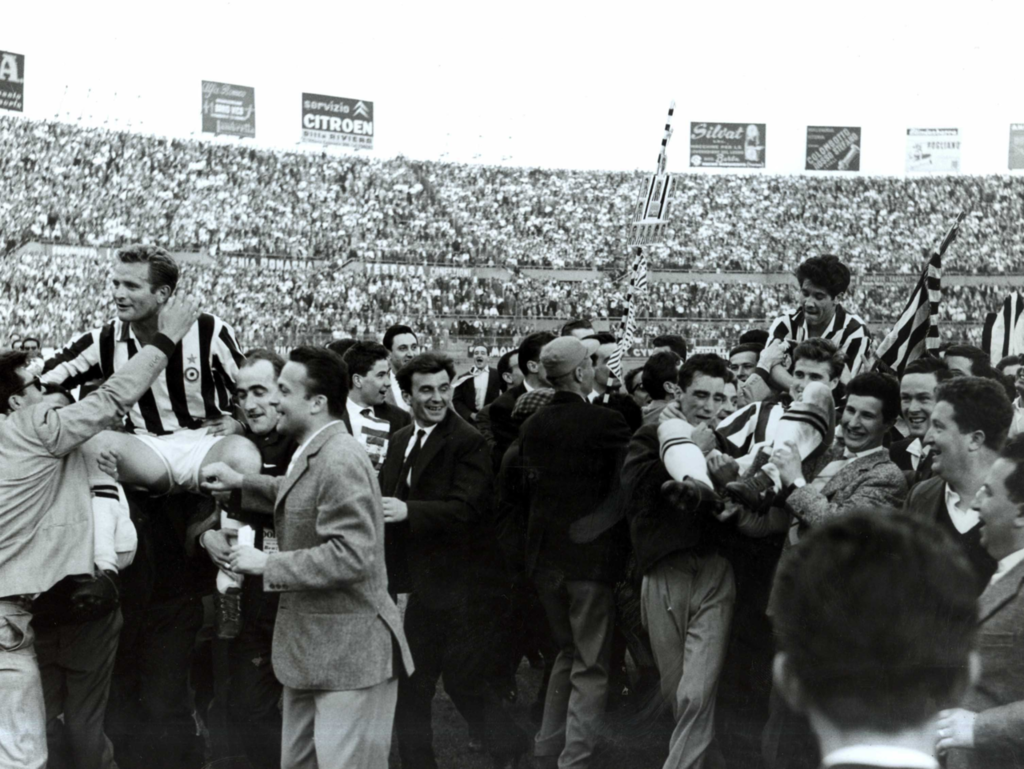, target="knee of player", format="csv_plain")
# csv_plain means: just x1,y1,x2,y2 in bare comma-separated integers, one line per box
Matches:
217,436,263,476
